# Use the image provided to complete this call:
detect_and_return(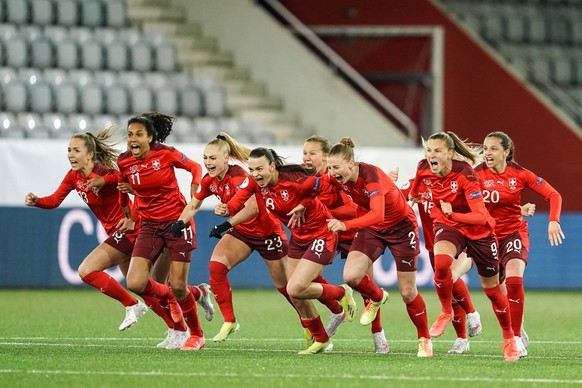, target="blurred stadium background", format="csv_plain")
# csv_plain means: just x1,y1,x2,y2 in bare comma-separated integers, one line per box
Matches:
0,0,580,290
